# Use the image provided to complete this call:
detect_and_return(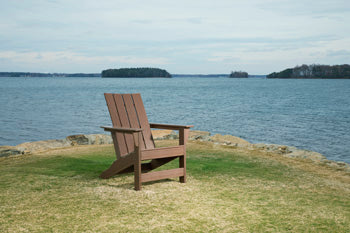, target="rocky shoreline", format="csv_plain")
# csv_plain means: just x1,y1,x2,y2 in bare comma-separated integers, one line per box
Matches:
1,130,349,172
